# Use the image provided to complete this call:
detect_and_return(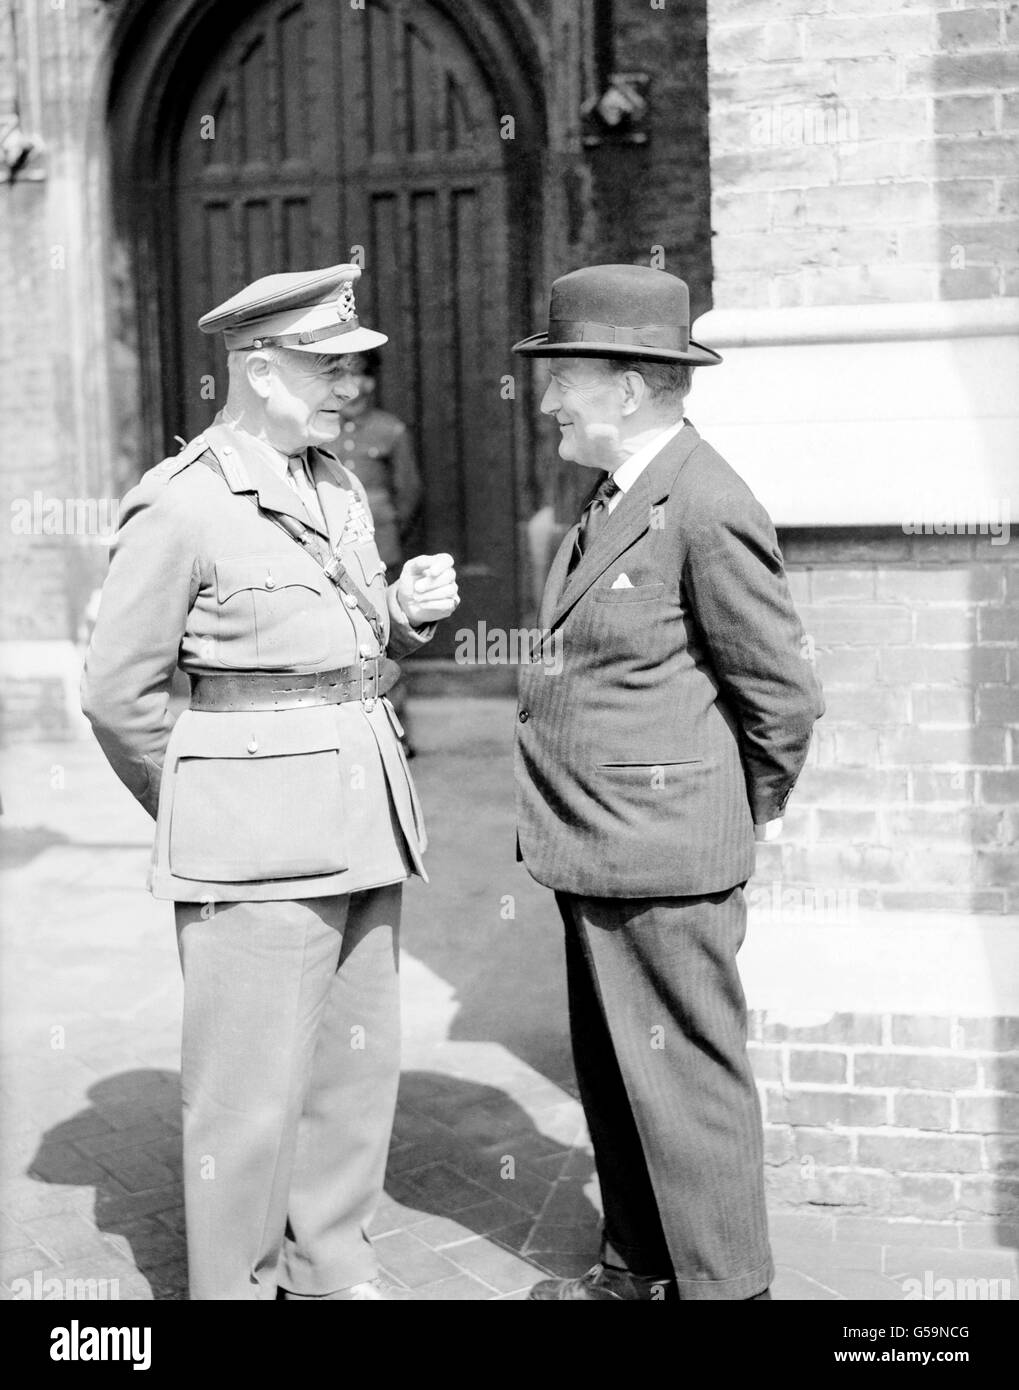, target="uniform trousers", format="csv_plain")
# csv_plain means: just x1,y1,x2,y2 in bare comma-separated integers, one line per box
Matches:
556,886,773,1300
174,885,402,1300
